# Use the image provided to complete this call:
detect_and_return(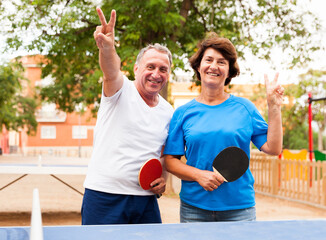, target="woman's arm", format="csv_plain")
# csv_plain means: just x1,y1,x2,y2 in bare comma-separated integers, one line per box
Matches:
164,155,224,191
260,73,284,155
